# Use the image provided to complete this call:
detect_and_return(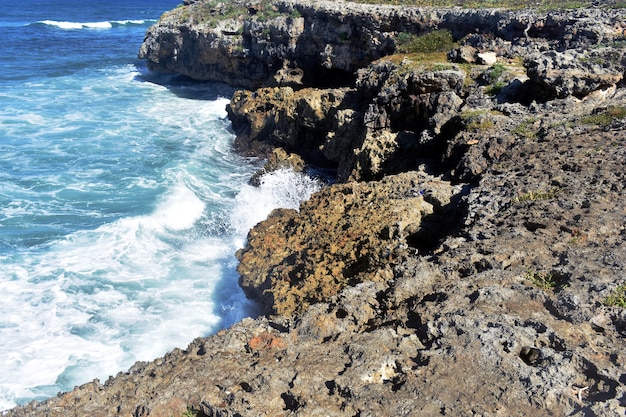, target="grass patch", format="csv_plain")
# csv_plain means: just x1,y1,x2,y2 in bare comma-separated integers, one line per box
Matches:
514,187,559,203
378,51,452,73
167,0,299,27
432,63,456,71
581,106,626,127
604,285,626,308
350,0,595,9
526,269,558,291
512,117,539,139
395,29,454,54
461,110,495,131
